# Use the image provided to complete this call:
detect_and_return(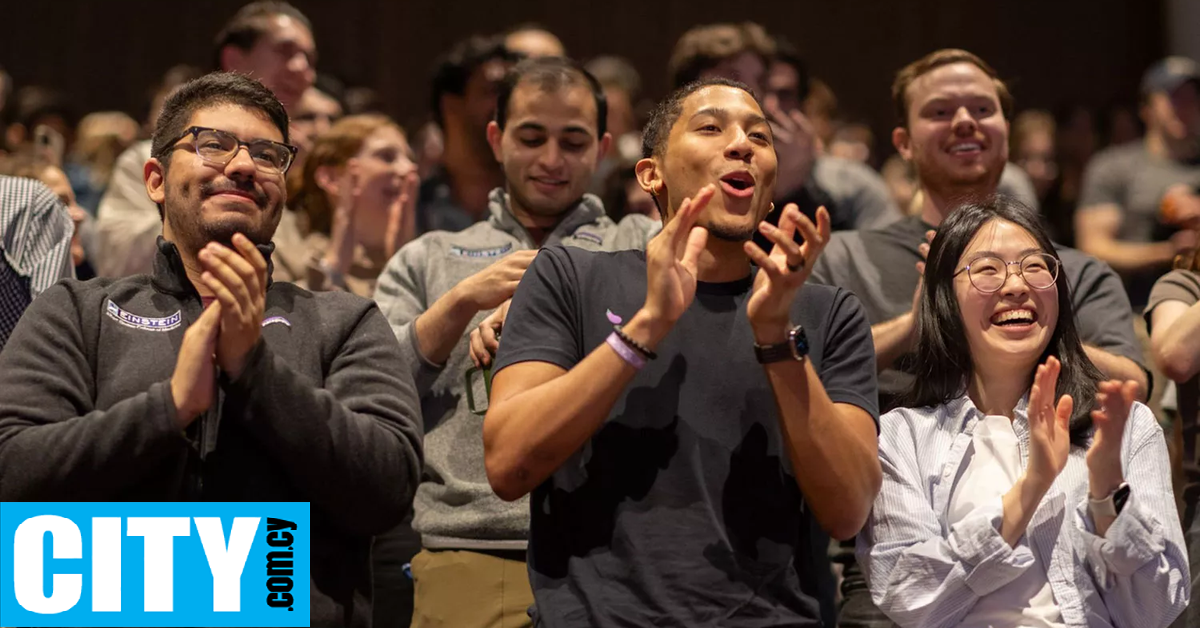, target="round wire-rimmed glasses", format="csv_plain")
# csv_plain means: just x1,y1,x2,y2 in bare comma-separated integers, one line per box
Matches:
954,252,1060,293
